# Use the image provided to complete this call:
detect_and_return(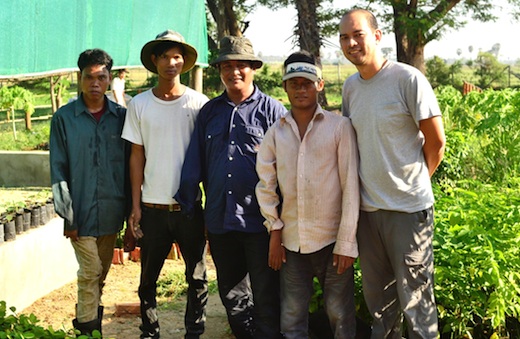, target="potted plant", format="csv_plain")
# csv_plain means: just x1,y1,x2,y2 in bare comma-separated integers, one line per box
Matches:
30,204,41,228
112,228,125,265
2,214,16,242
